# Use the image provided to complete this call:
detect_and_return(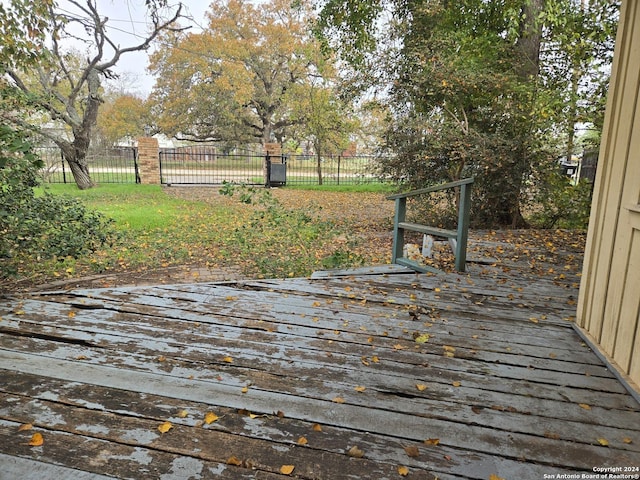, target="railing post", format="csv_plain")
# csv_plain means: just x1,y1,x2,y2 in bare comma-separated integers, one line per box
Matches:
391,197,407,264
454,181,472,272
